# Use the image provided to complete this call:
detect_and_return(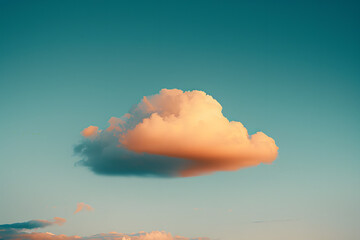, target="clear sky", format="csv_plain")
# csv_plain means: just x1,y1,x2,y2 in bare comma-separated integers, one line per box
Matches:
0,1,359,240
